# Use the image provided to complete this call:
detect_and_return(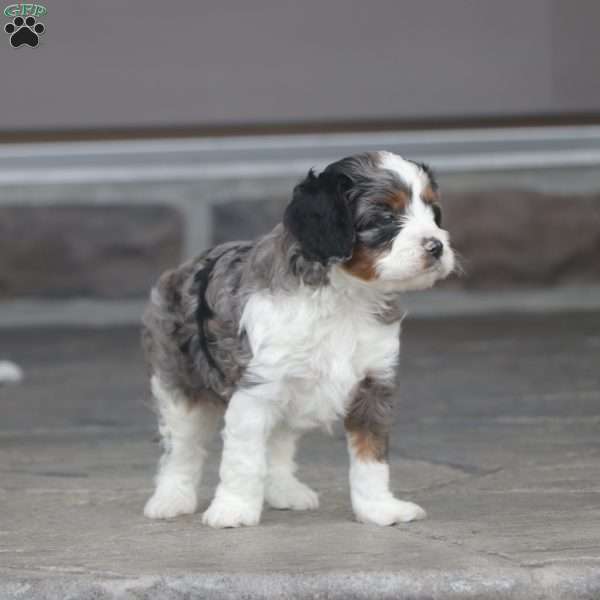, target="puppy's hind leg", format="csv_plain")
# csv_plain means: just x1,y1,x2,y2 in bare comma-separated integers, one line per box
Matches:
144,375,222,520
265,427,319,511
